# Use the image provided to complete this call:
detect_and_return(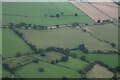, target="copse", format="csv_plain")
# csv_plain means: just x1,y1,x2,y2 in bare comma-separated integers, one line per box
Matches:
78,44,88,53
